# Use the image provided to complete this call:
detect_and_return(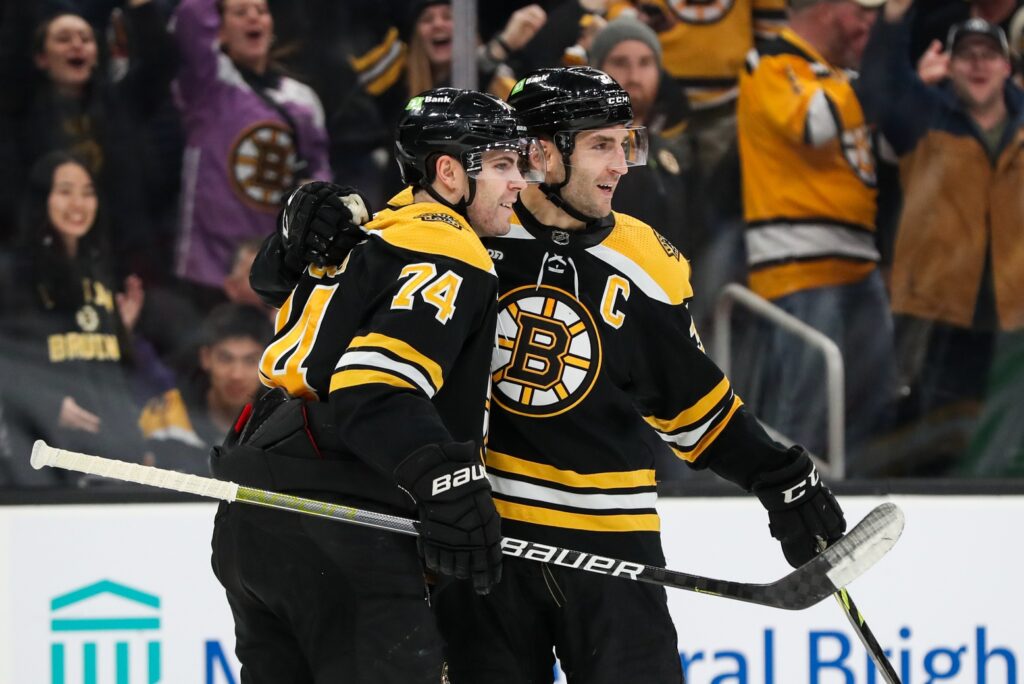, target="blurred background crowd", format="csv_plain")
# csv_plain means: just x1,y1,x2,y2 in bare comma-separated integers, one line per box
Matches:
1,0,1023,489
